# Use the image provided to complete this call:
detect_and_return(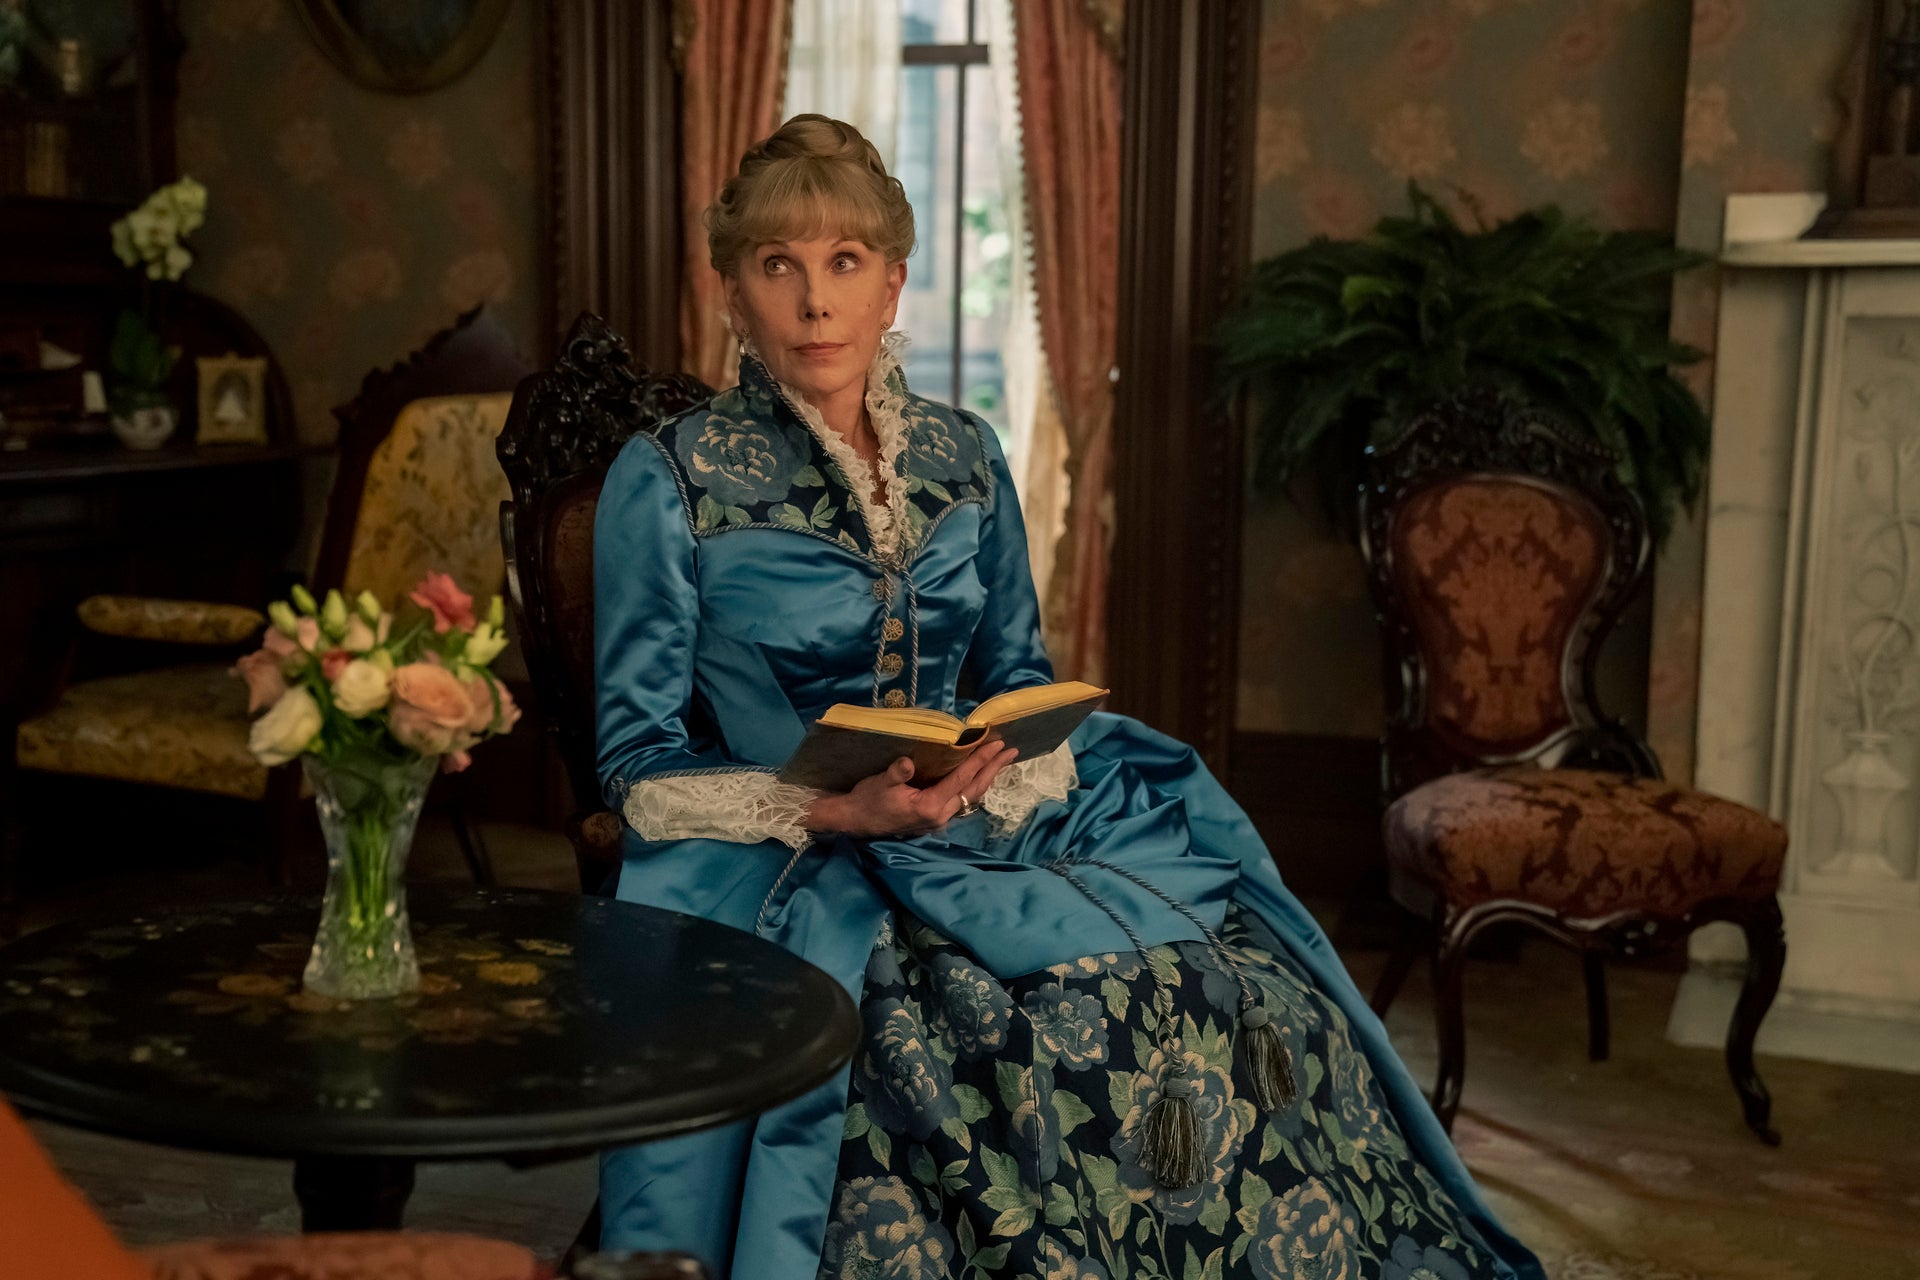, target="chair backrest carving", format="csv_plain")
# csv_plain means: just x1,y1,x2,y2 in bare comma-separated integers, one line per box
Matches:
1359,391,1659,801
495,313,713,843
